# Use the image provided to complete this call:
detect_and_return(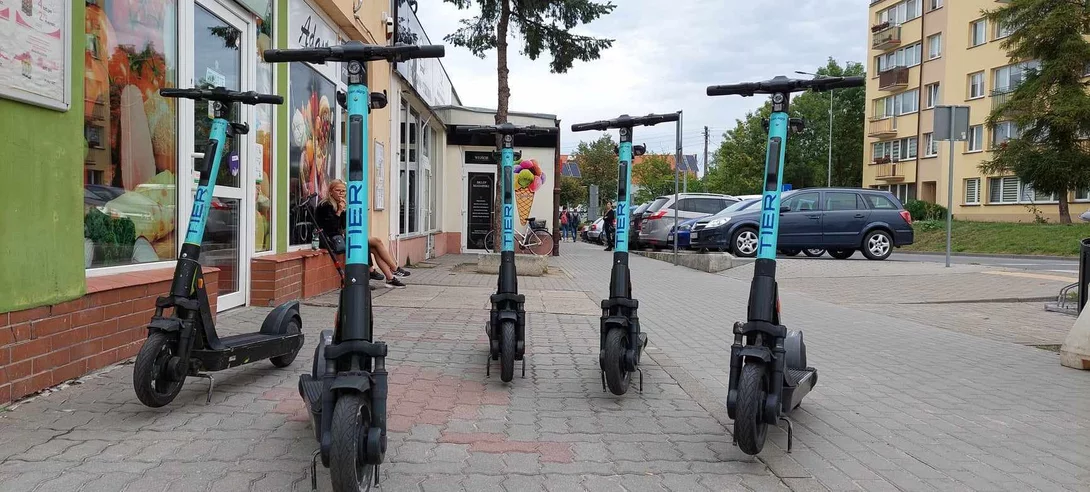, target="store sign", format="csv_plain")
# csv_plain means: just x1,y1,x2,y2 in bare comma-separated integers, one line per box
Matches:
289,0,339,82
465,151,497,165
394,0,453,107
